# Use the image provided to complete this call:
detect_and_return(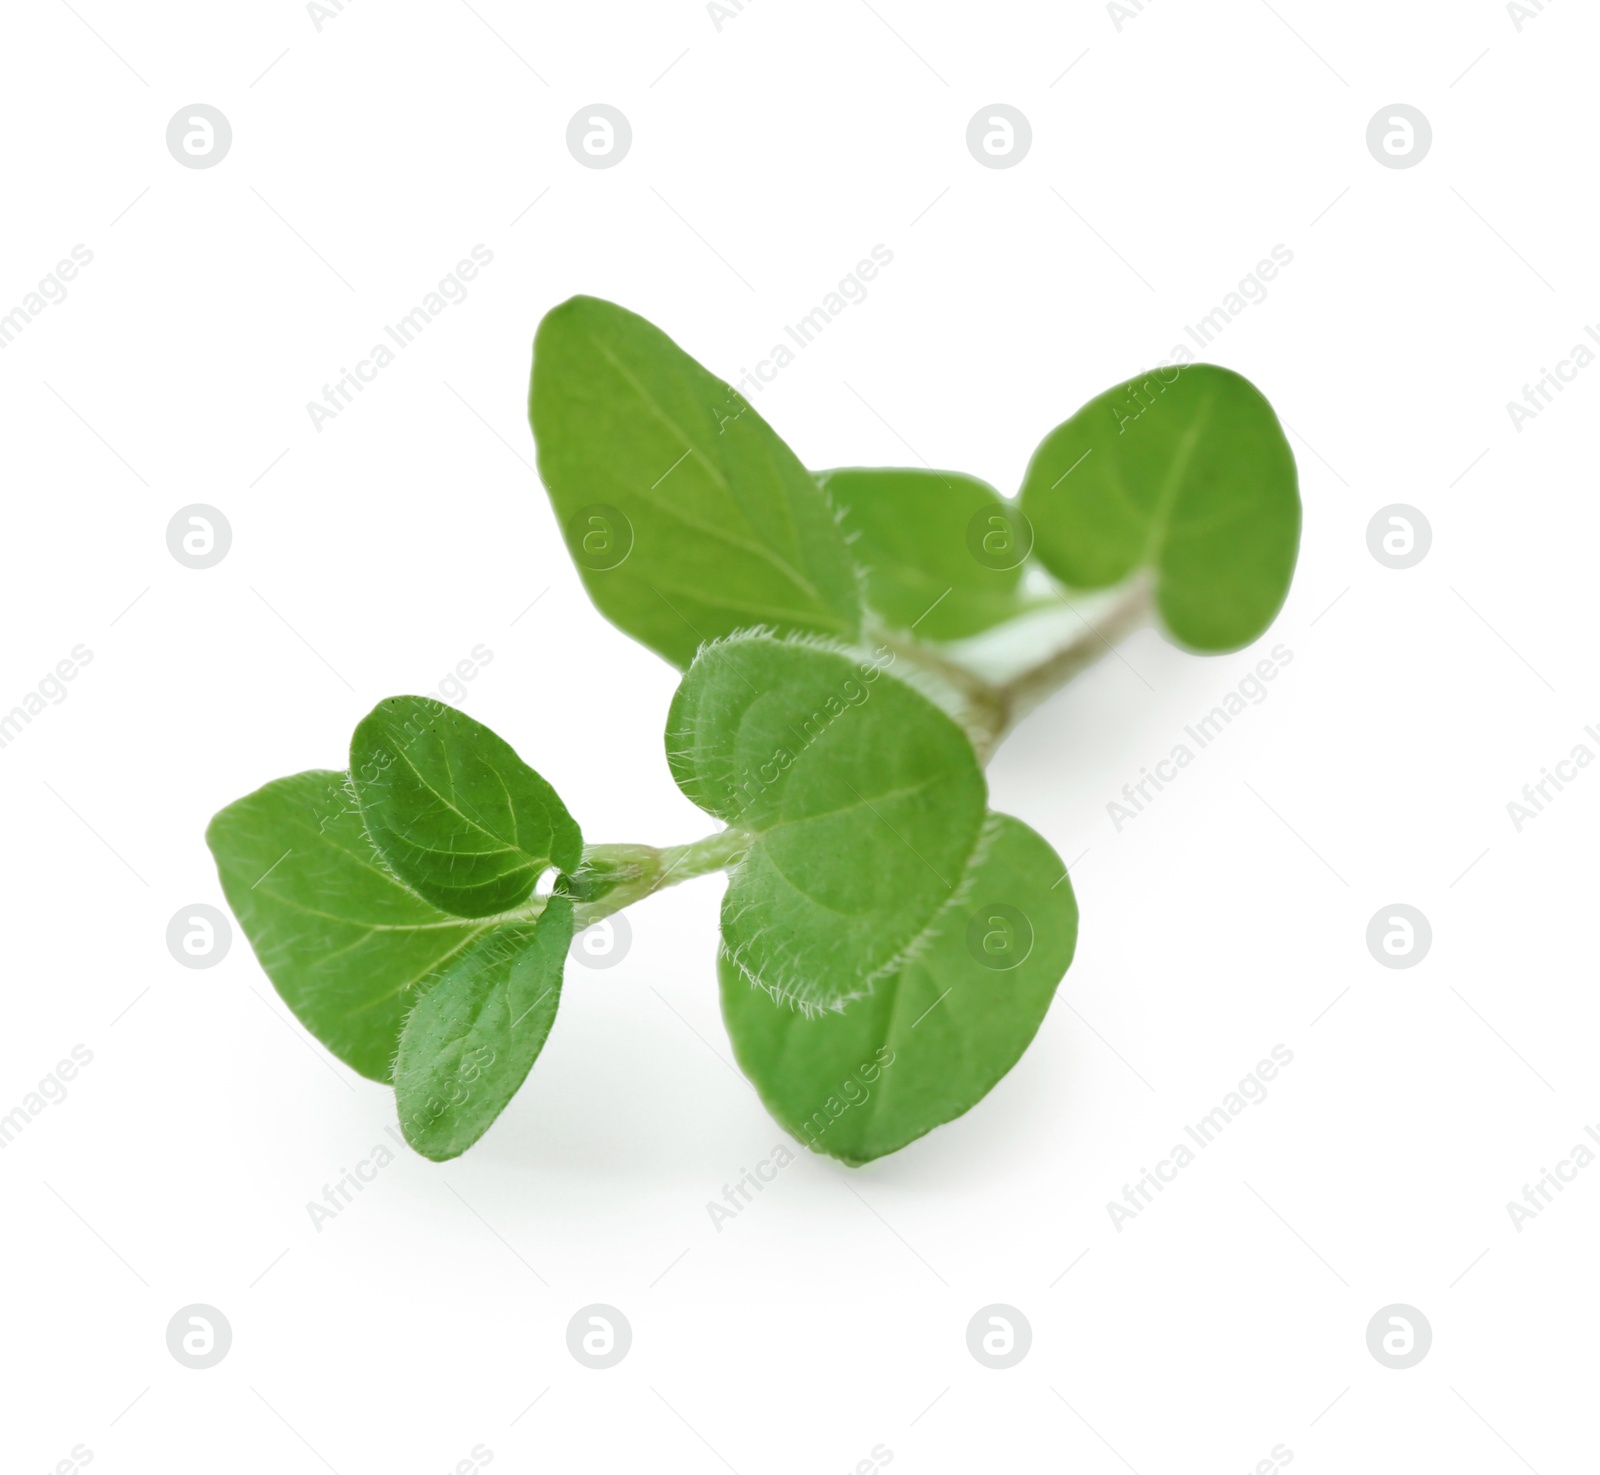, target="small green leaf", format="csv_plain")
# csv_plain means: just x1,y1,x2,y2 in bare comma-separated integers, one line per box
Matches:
820,467,1037,640
530,295,862,667
350,696,581,919
721,813,1076,1164
206,770,510,1082
667,633,987,1010
1018,364,1300,651
393,900,573,1162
